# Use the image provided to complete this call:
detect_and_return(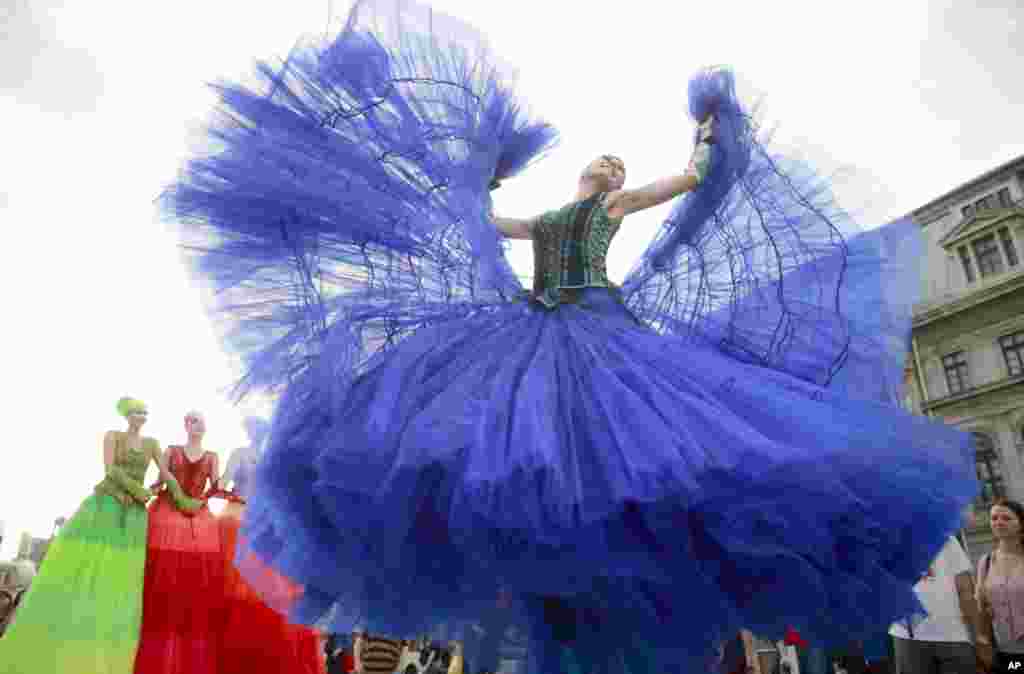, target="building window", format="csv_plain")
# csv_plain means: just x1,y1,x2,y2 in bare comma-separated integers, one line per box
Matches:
943,351,970,394
1000,227,1019,267
1000,331,1024,377
958,246,976,283
998,187,1014,208
973,233,1005,277
962,204,975,220
975,433,1006,508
